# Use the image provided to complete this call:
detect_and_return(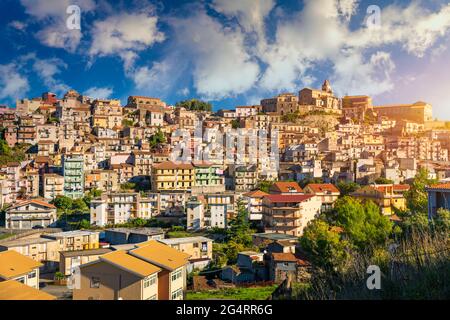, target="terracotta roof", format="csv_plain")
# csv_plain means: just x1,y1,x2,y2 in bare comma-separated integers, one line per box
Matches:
153,161,193,170
264,194,314,203
130,240,190,270
427,184,450,190
8,199,56,210
373,184,410,193
393,184,410,191
0,251,42,279
0,280,56,300
270,182,303,193
100,250,161,278
191,161,214,168
271,253,298,262
305,183,340,194
243,190,269,198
